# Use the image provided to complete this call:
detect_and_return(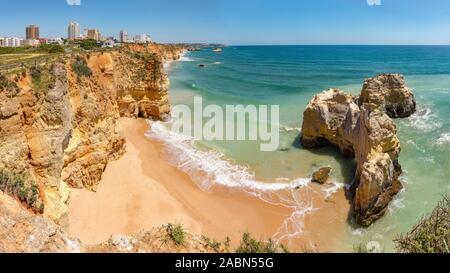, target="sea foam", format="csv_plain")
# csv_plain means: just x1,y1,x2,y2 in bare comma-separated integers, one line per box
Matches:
146,120,347,242
180,56,194,62
147,121,310,196
436,133,450,145
405,106,442,132
280,125,302,133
